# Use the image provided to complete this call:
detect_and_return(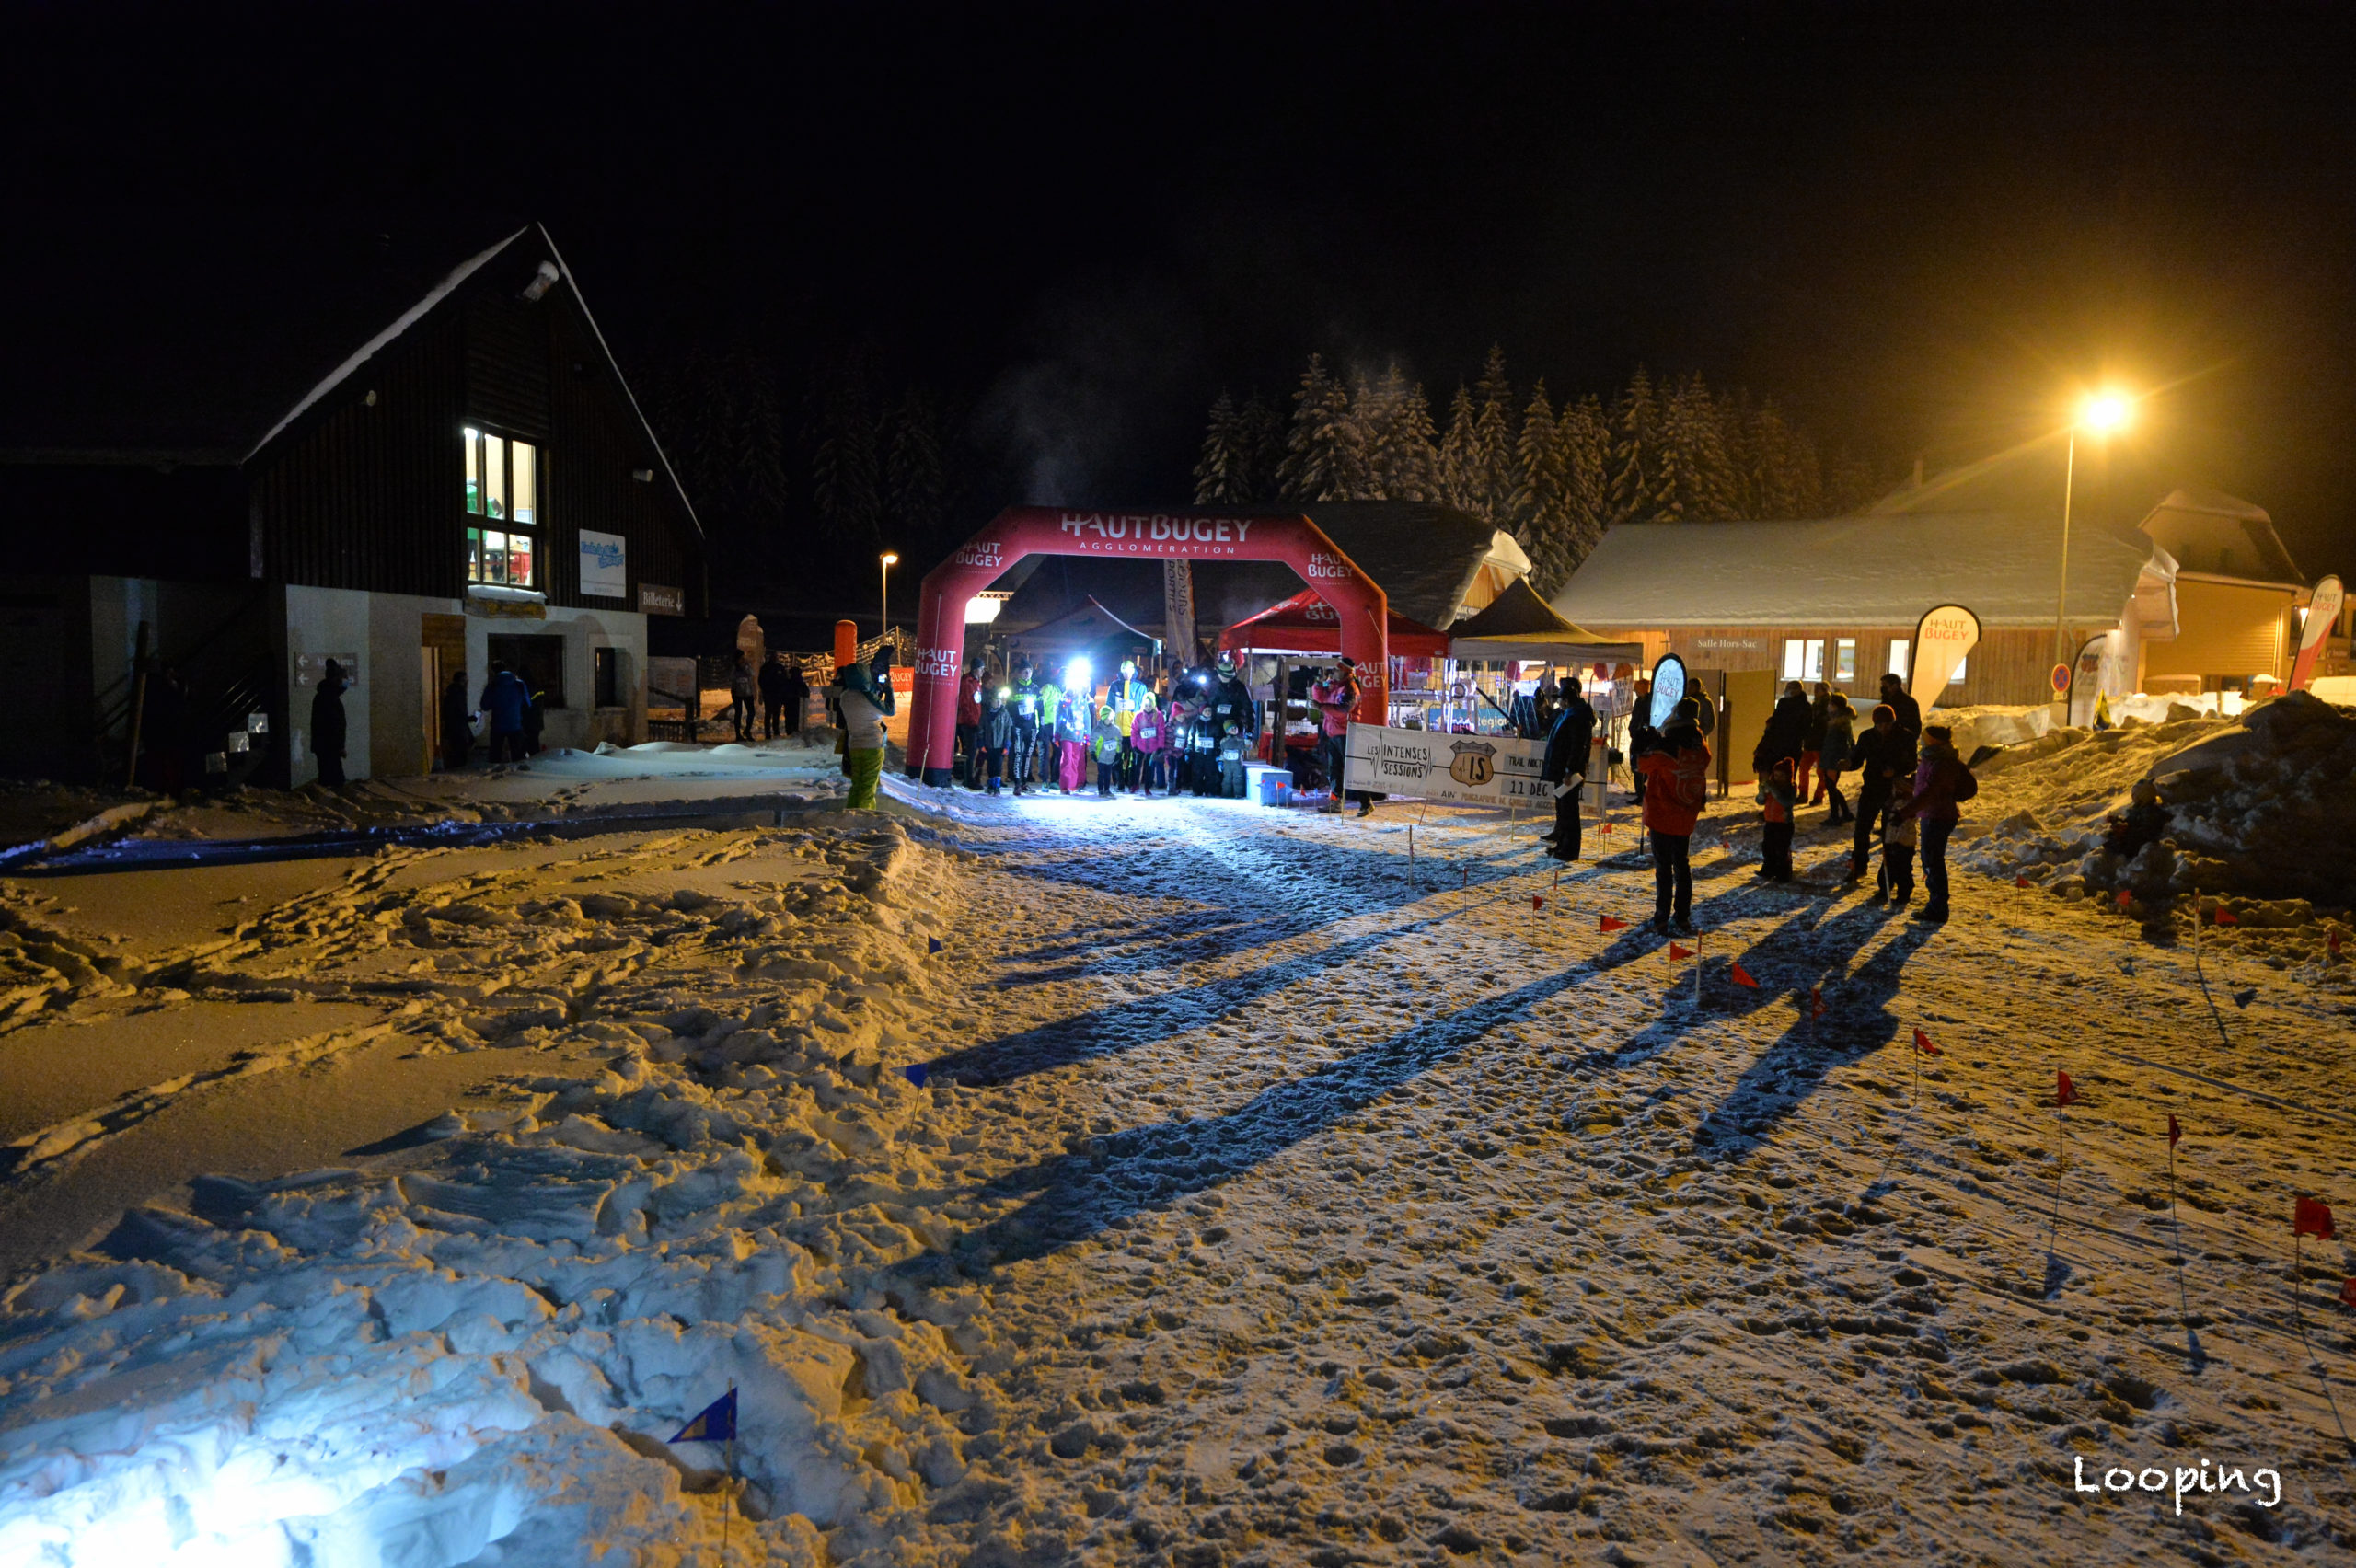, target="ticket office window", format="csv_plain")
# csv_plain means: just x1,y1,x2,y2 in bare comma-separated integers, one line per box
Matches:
463,427,542,589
